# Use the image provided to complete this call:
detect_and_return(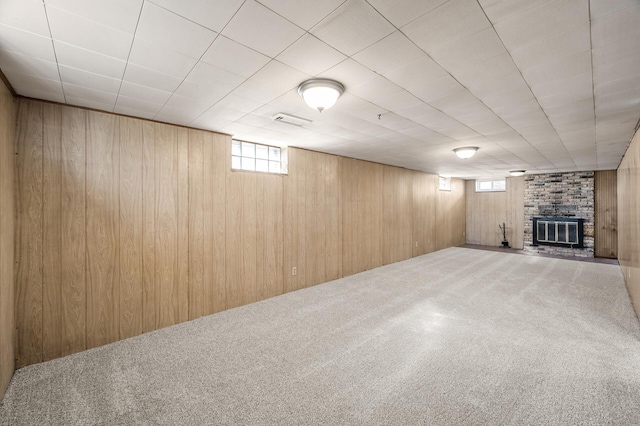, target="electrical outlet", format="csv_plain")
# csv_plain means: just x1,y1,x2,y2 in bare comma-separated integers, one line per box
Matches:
415,241,418,248
292,266,297,276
